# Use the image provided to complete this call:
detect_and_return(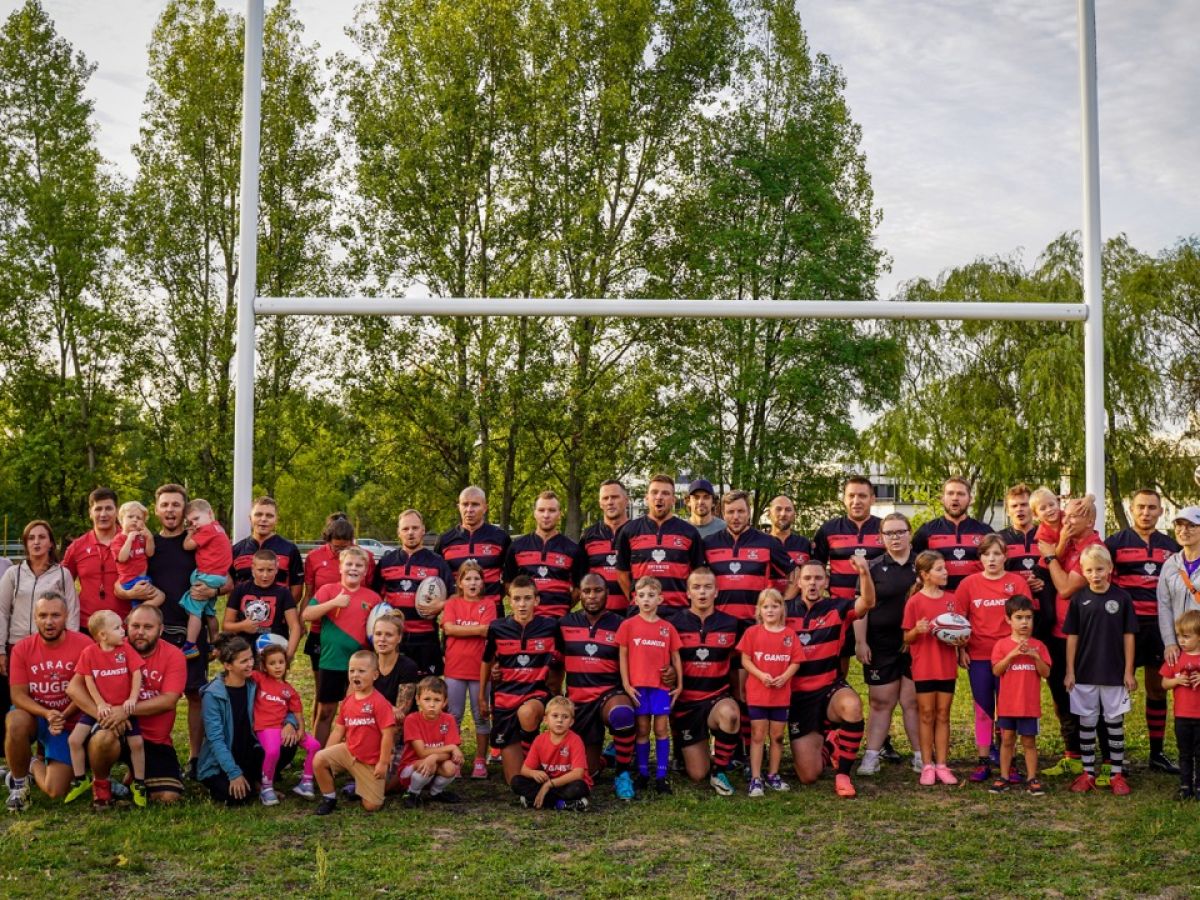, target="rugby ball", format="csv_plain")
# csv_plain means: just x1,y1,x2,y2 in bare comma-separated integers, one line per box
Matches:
414,575,447,618
367,601,397,641
932,613,971,645
255,632,288,654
